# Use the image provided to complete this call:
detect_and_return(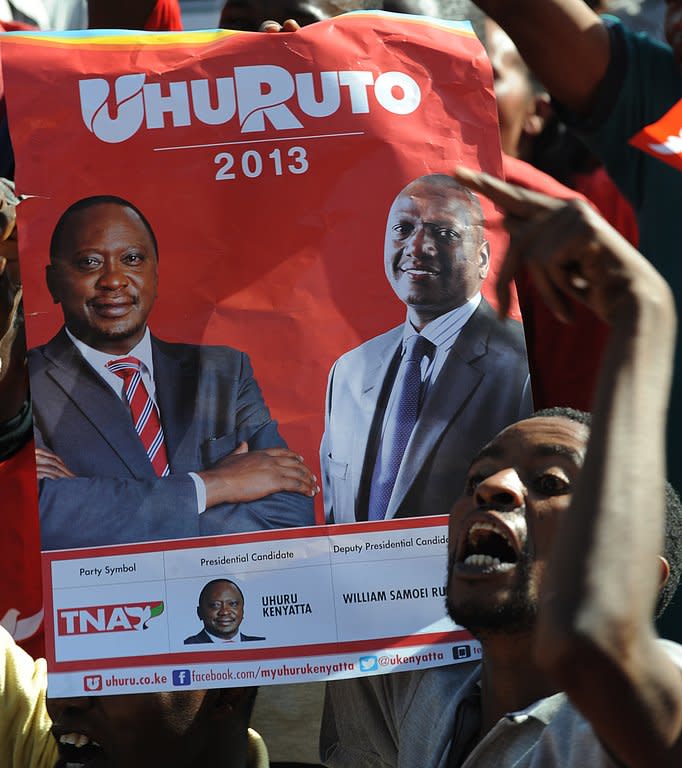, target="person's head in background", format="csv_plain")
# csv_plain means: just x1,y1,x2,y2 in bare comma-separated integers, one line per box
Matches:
417,0,550,159
48,686,259,768
219,0,373,30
